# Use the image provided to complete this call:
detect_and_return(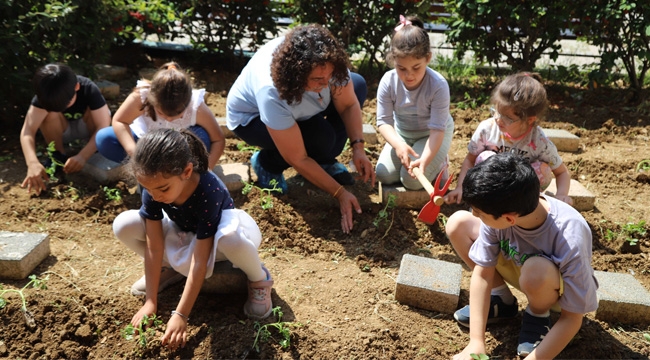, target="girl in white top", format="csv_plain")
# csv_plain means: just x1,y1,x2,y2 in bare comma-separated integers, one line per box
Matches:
376,15,454,190
96,62,224,169
445,72,573,205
